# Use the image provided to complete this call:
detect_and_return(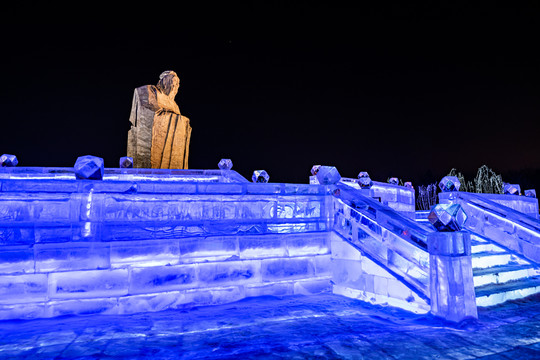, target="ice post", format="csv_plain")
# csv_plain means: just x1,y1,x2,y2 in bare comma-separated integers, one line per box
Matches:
428,231,477,322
